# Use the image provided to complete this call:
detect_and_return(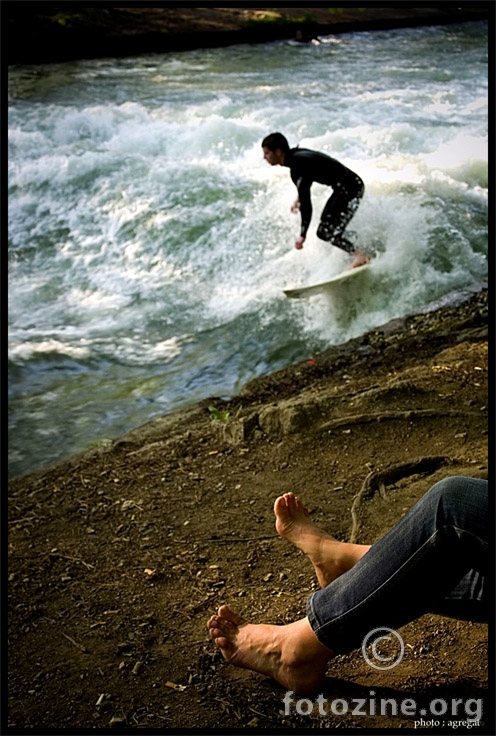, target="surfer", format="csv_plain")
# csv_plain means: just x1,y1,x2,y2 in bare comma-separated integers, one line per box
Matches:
262,132,370,269
208,476,487,694
294,29,321,44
